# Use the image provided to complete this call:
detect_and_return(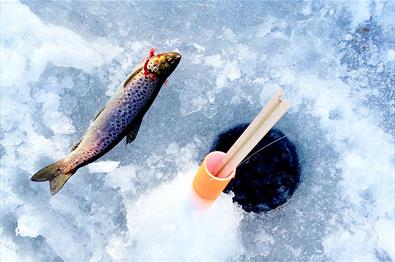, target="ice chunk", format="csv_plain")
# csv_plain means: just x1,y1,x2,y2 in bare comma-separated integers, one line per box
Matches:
88,161,120,173
103,164,136,193
15,214,42,238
